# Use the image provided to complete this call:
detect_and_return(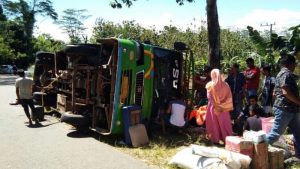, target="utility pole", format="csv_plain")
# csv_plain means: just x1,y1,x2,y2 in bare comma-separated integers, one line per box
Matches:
260,22,276,40
261,22,276,67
